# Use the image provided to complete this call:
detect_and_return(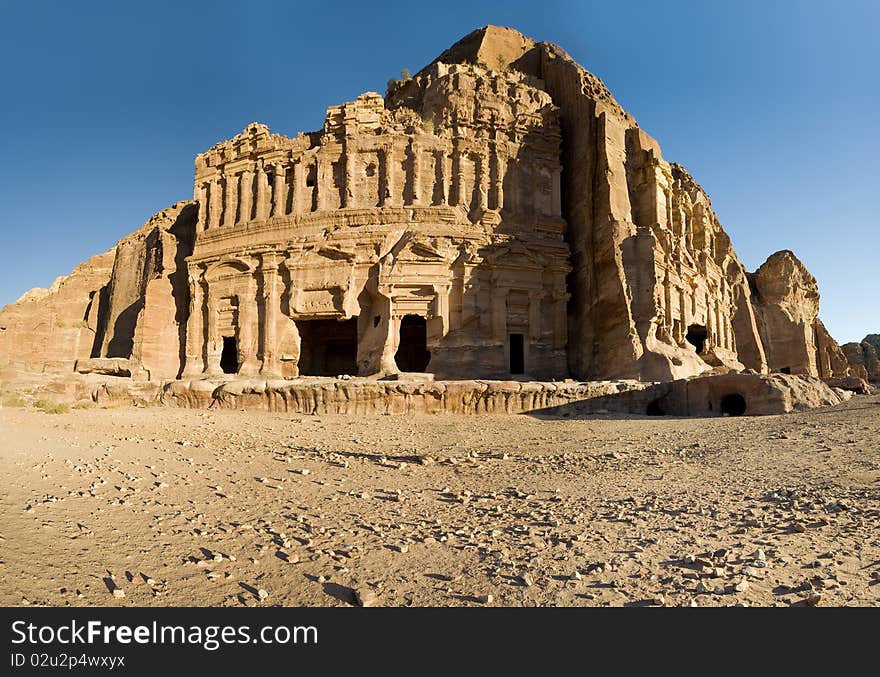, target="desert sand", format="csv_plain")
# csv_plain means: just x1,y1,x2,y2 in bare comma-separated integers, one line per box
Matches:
2,396,879,607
